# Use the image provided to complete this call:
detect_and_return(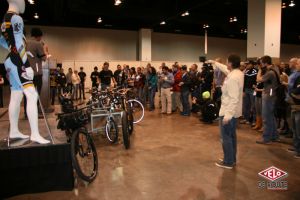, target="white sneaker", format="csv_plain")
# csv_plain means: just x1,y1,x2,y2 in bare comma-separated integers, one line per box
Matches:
10,132,30,140
30,135,50,144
